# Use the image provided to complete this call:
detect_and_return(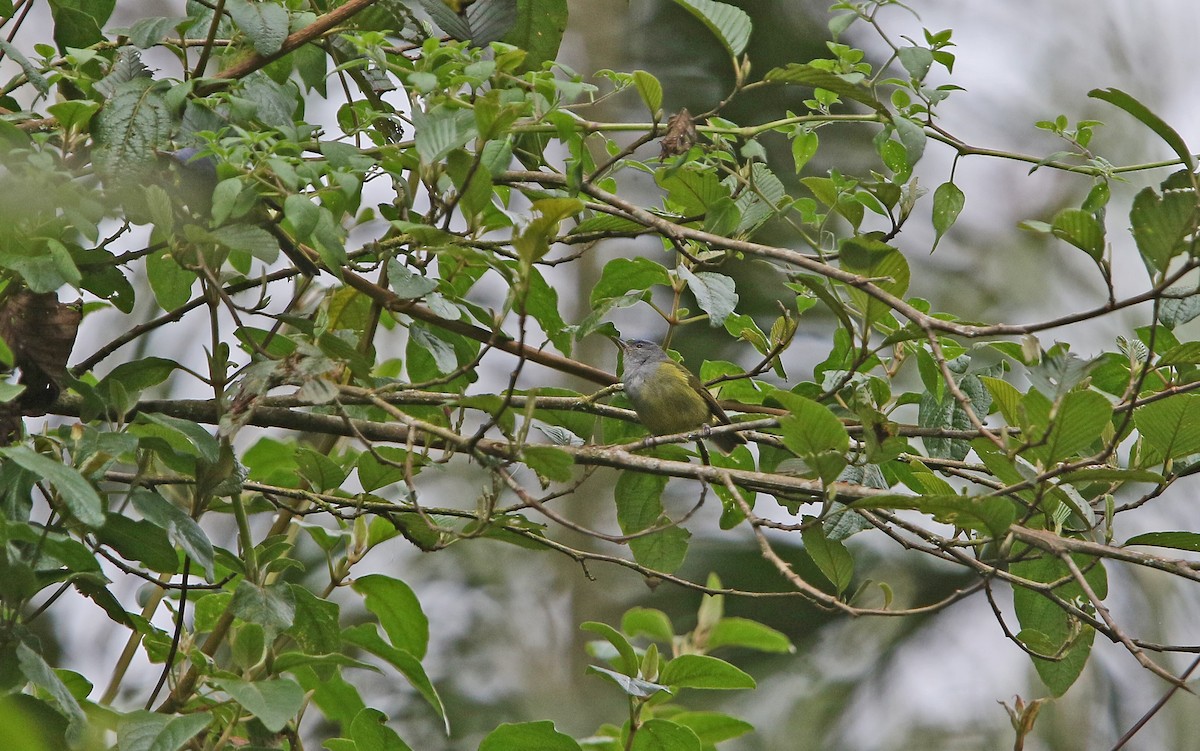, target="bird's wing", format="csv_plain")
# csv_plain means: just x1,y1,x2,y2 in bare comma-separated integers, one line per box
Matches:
676,363,732,423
